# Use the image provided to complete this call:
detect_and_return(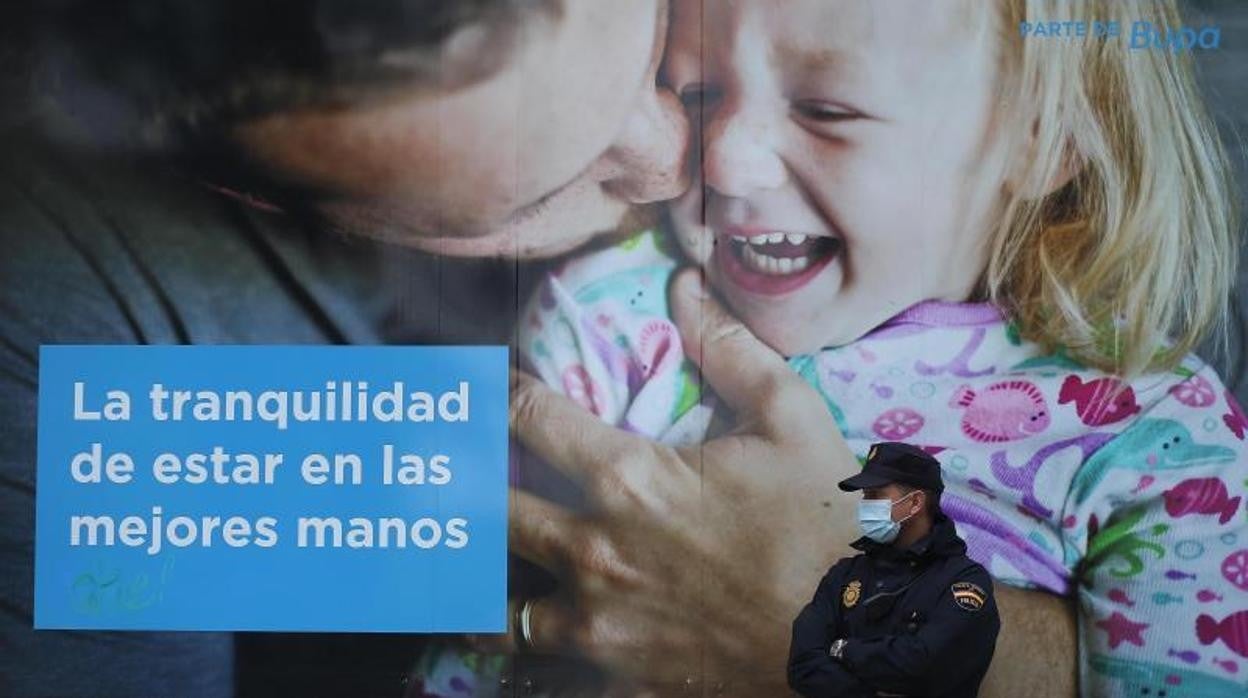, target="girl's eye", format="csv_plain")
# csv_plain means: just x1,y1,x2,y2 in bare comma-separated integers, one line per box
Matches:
791,99,860,123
